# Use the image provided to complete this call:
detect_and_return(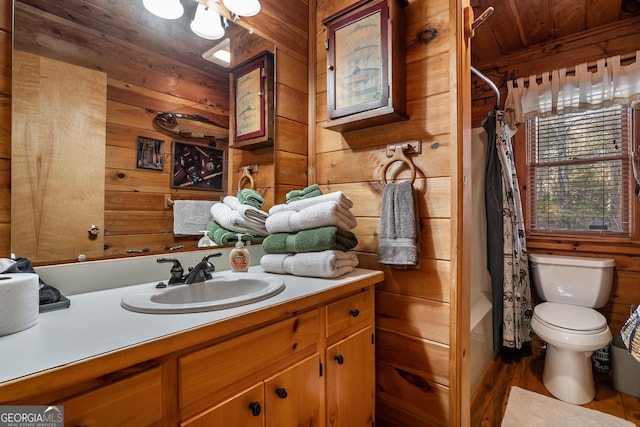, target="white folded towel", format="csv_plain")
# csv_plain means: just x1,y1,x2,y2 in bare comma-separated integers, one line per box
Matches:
173,200,216,235
260,250,359,278
223,195,269,224
265,201,357,234
211,202,269,236
269,191,354,215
